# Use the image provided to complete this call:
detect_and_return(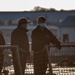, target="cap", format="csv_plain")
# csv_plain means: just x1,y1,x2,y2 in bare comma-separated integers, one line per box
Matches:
37,16,46,23
18,17,30,25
